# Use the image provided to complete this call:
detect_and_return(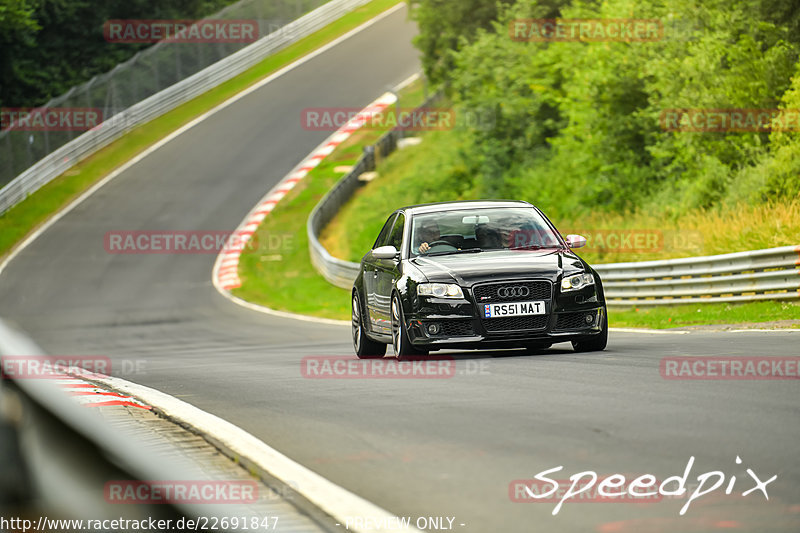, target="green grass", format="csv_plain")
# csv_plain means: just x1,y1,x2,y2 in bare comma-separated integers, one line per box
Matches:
232,151,352,319
322,123,800,265
235,82,800,329
233,78,428,318
320,128,476,261
249,111,800,328
609,301,800,329
0,0,402,259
